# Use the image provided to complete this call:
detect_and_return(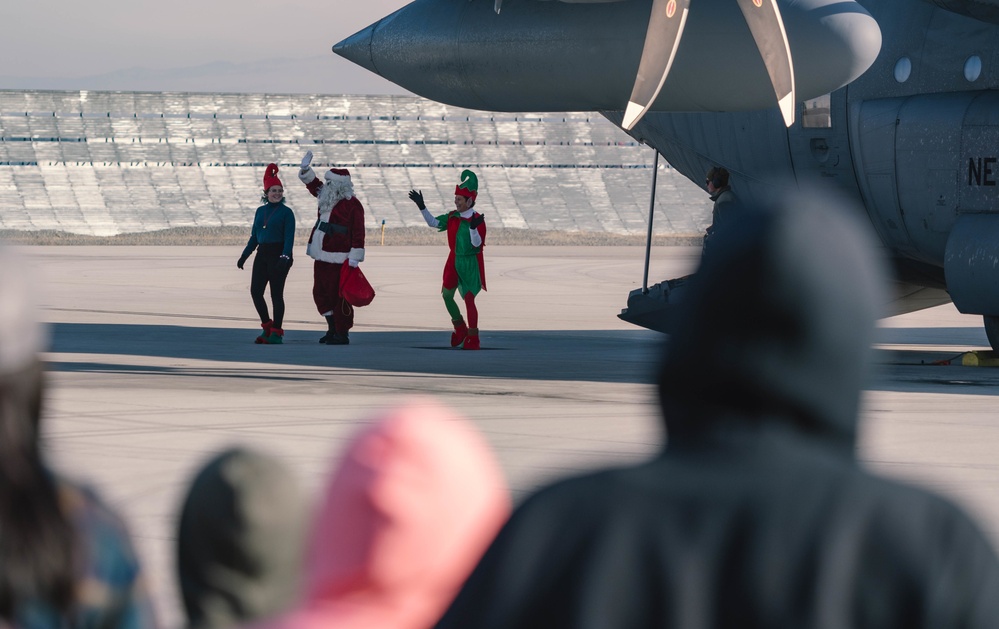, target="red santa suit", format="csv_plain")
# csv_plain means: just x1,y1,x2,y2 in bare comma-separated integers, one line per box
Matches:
299,166,365,338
